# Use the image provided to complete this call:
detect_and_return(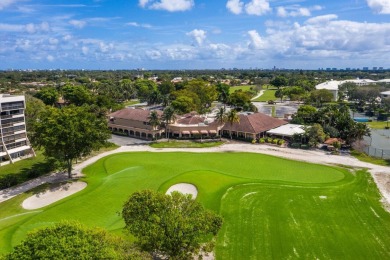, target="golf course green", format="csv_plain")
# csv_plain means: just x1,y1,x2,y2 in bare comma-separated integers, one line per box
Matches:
1,152,390,259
